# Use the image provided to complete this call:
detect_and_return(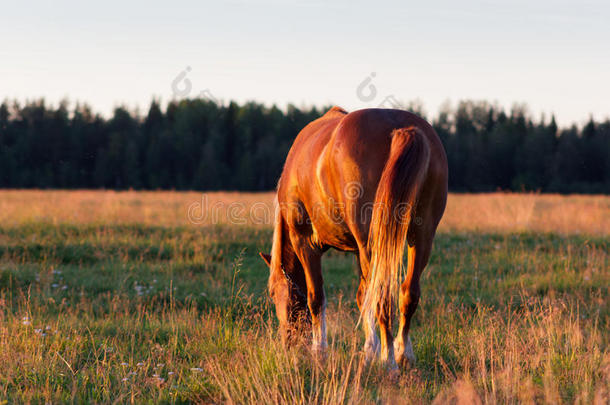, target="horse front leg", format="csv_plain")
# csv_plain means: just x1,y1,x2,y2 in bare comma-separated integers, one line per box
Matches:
290,237,327,352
